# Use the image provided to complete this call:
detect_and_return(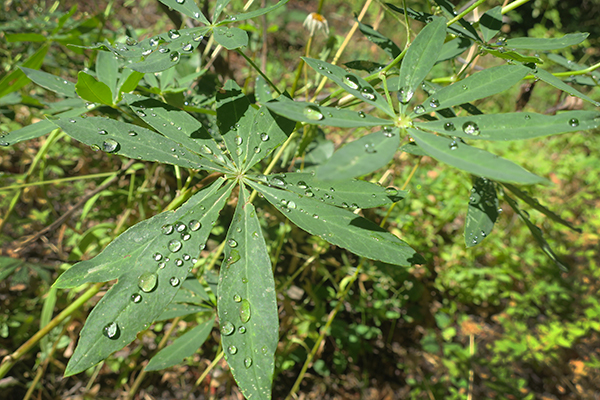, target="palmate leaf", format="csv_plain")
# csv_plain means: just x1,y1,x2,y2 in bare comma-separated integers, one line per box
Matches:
247,181,423,266
54,179,234,376
414,110,600,140
465,177,499,247
314,128,400,181
218,185,278,400
124,93,232,172
145,317,214,371
411,64,529,117
303,57,395,117
397,16,446,105
265,99,392,128
252,171,406,209
19,67,77,97
408,128,546,185
51,116,225,172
